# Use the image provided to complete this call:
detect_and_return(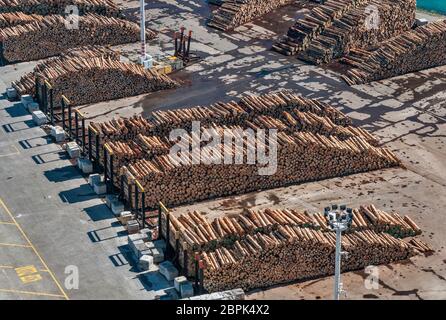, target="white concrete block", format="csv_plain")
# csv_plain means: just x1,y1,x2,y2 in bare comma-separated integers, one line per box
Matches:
111,200,124,216
6,87,17,100
27,102,40,113
66,142,80,159
32,110,47,125
21,94,33,108
153,239,166,251
93,181,106,195
139,228,153,241
105,194,117,208
174,276,188,292
150,247,164,264
138,255,154,271
159,261,178,281
80,159,93,174
180,281,194,298
127,220,139,234
88,174,102,186
51,126,65,143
